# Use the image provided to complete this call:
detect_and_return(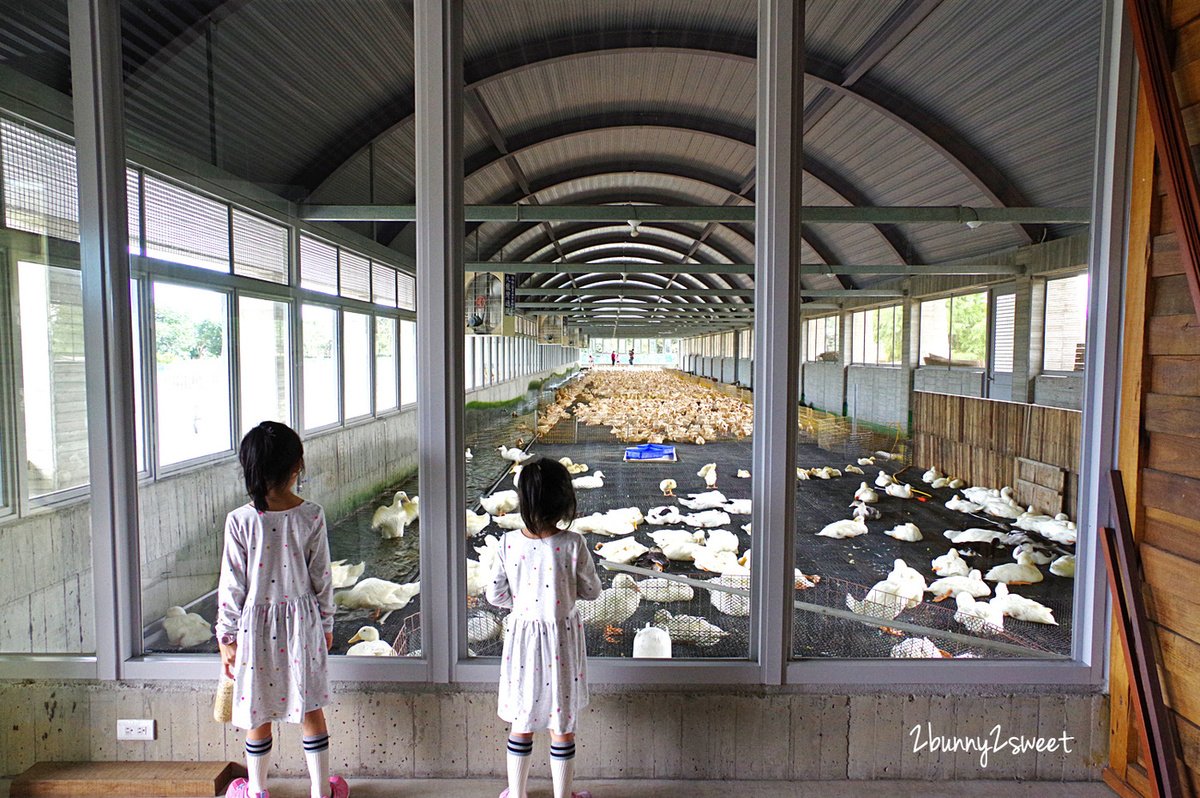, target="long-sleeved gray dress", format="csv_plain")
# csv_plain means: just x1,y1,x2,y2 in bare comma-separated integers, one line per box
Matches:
215,500,335,730
485,529,602,734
